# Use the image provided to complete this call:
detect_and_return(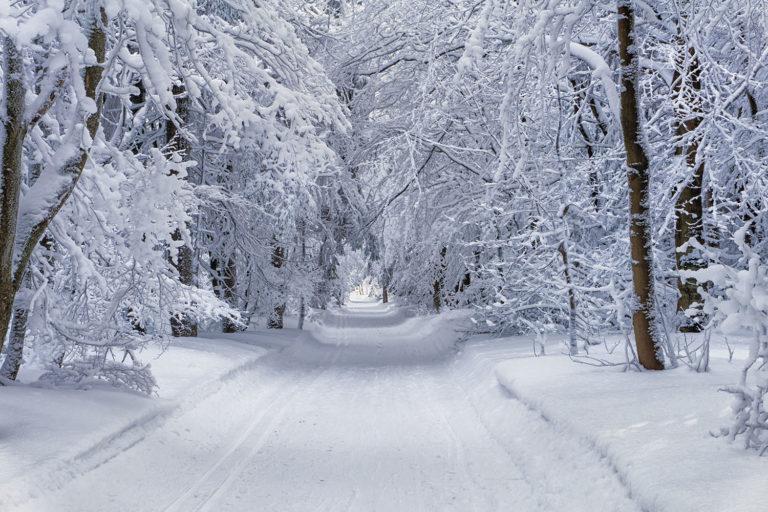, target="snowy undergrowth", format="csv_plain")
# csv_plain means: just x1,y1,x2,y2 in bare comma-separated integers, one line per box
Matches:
478,333,766,512
0,333,285,509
